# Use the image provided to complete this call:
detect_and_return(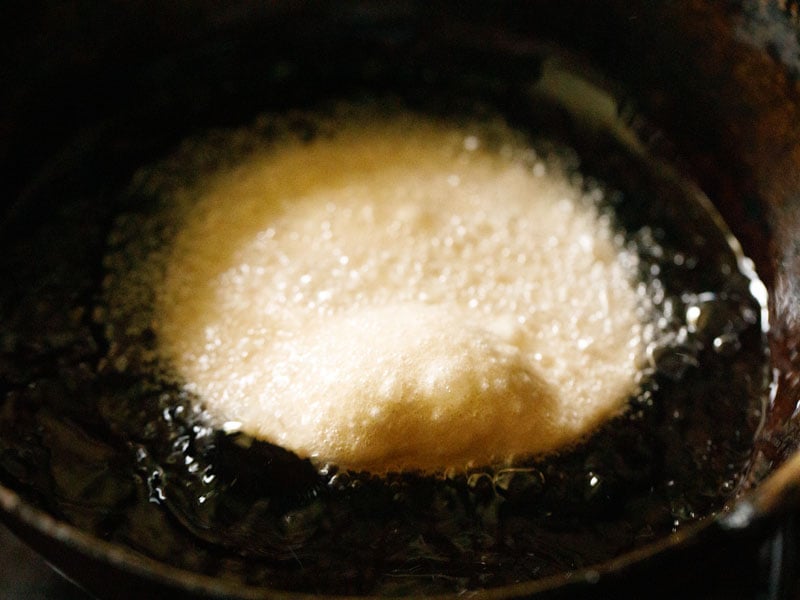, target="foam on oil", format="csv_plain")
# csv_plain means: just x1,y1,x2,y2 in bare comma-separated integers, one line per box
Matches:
106,108,650,473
